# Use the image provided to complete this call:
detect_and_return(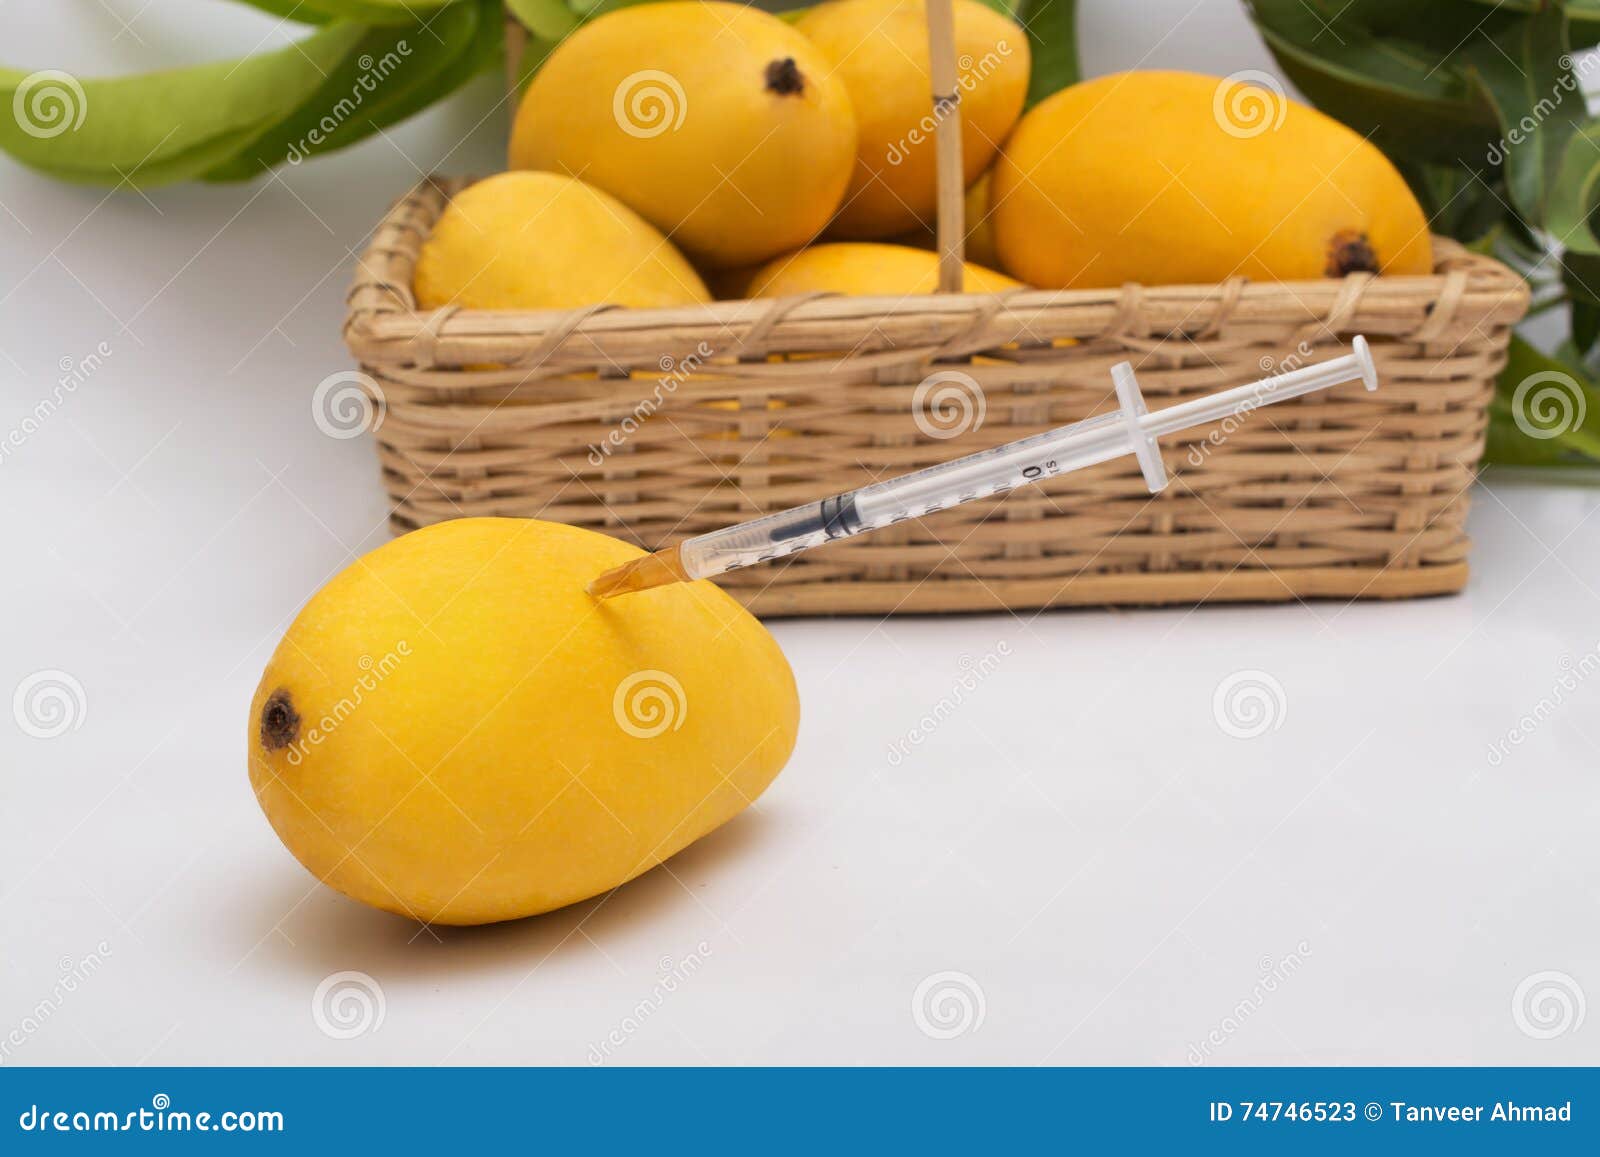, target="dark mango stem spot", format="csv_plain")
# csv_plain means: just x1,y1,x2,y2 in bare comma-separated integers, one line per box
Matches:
765,58,805,96
260,690,301,751
1327,229,1379,278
